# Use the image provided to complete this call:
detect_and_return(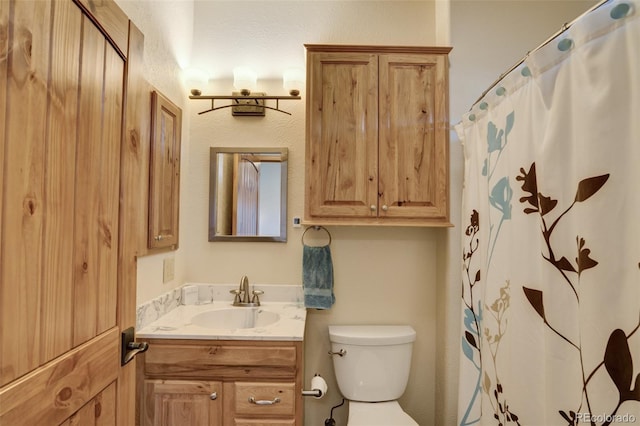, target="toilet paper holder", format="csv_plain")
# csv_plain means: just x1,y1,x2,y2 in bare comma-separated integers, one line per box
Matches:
302,373,327,398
